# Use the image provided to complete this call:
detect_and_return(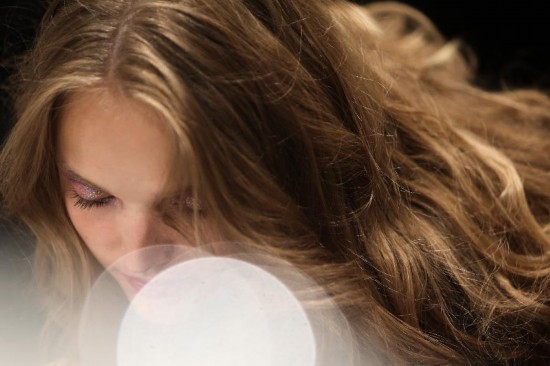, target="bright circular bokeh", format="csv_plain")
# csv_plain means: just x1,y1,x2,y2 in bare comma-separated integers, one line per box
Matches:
78,243,365,365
